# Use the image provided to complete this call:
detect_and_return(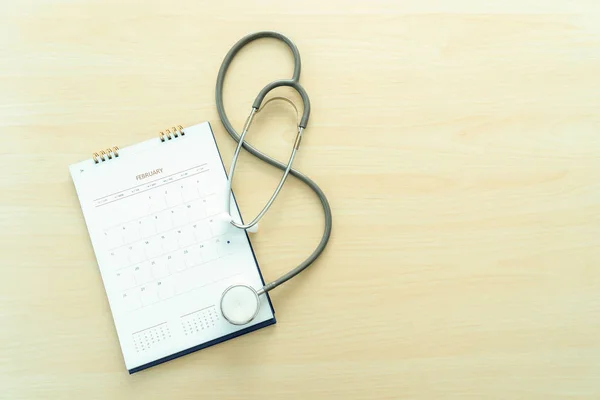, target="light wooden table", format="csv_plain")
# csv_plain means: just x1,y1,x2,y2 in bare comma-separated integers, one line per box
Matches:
2,1,600,398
